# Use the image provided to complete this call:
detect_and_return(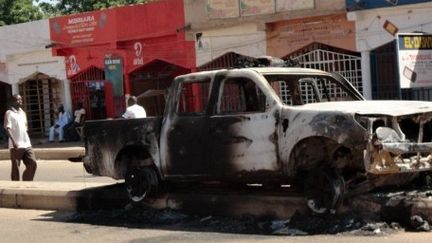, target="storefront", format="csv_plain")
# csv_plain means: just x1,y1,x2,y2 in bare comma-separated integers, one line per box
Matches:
0,62,10,139
266,13,362,95
0,20,68,137
49,0,196,119
185,0,348,68
0,79,11,141
346,0,432,100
